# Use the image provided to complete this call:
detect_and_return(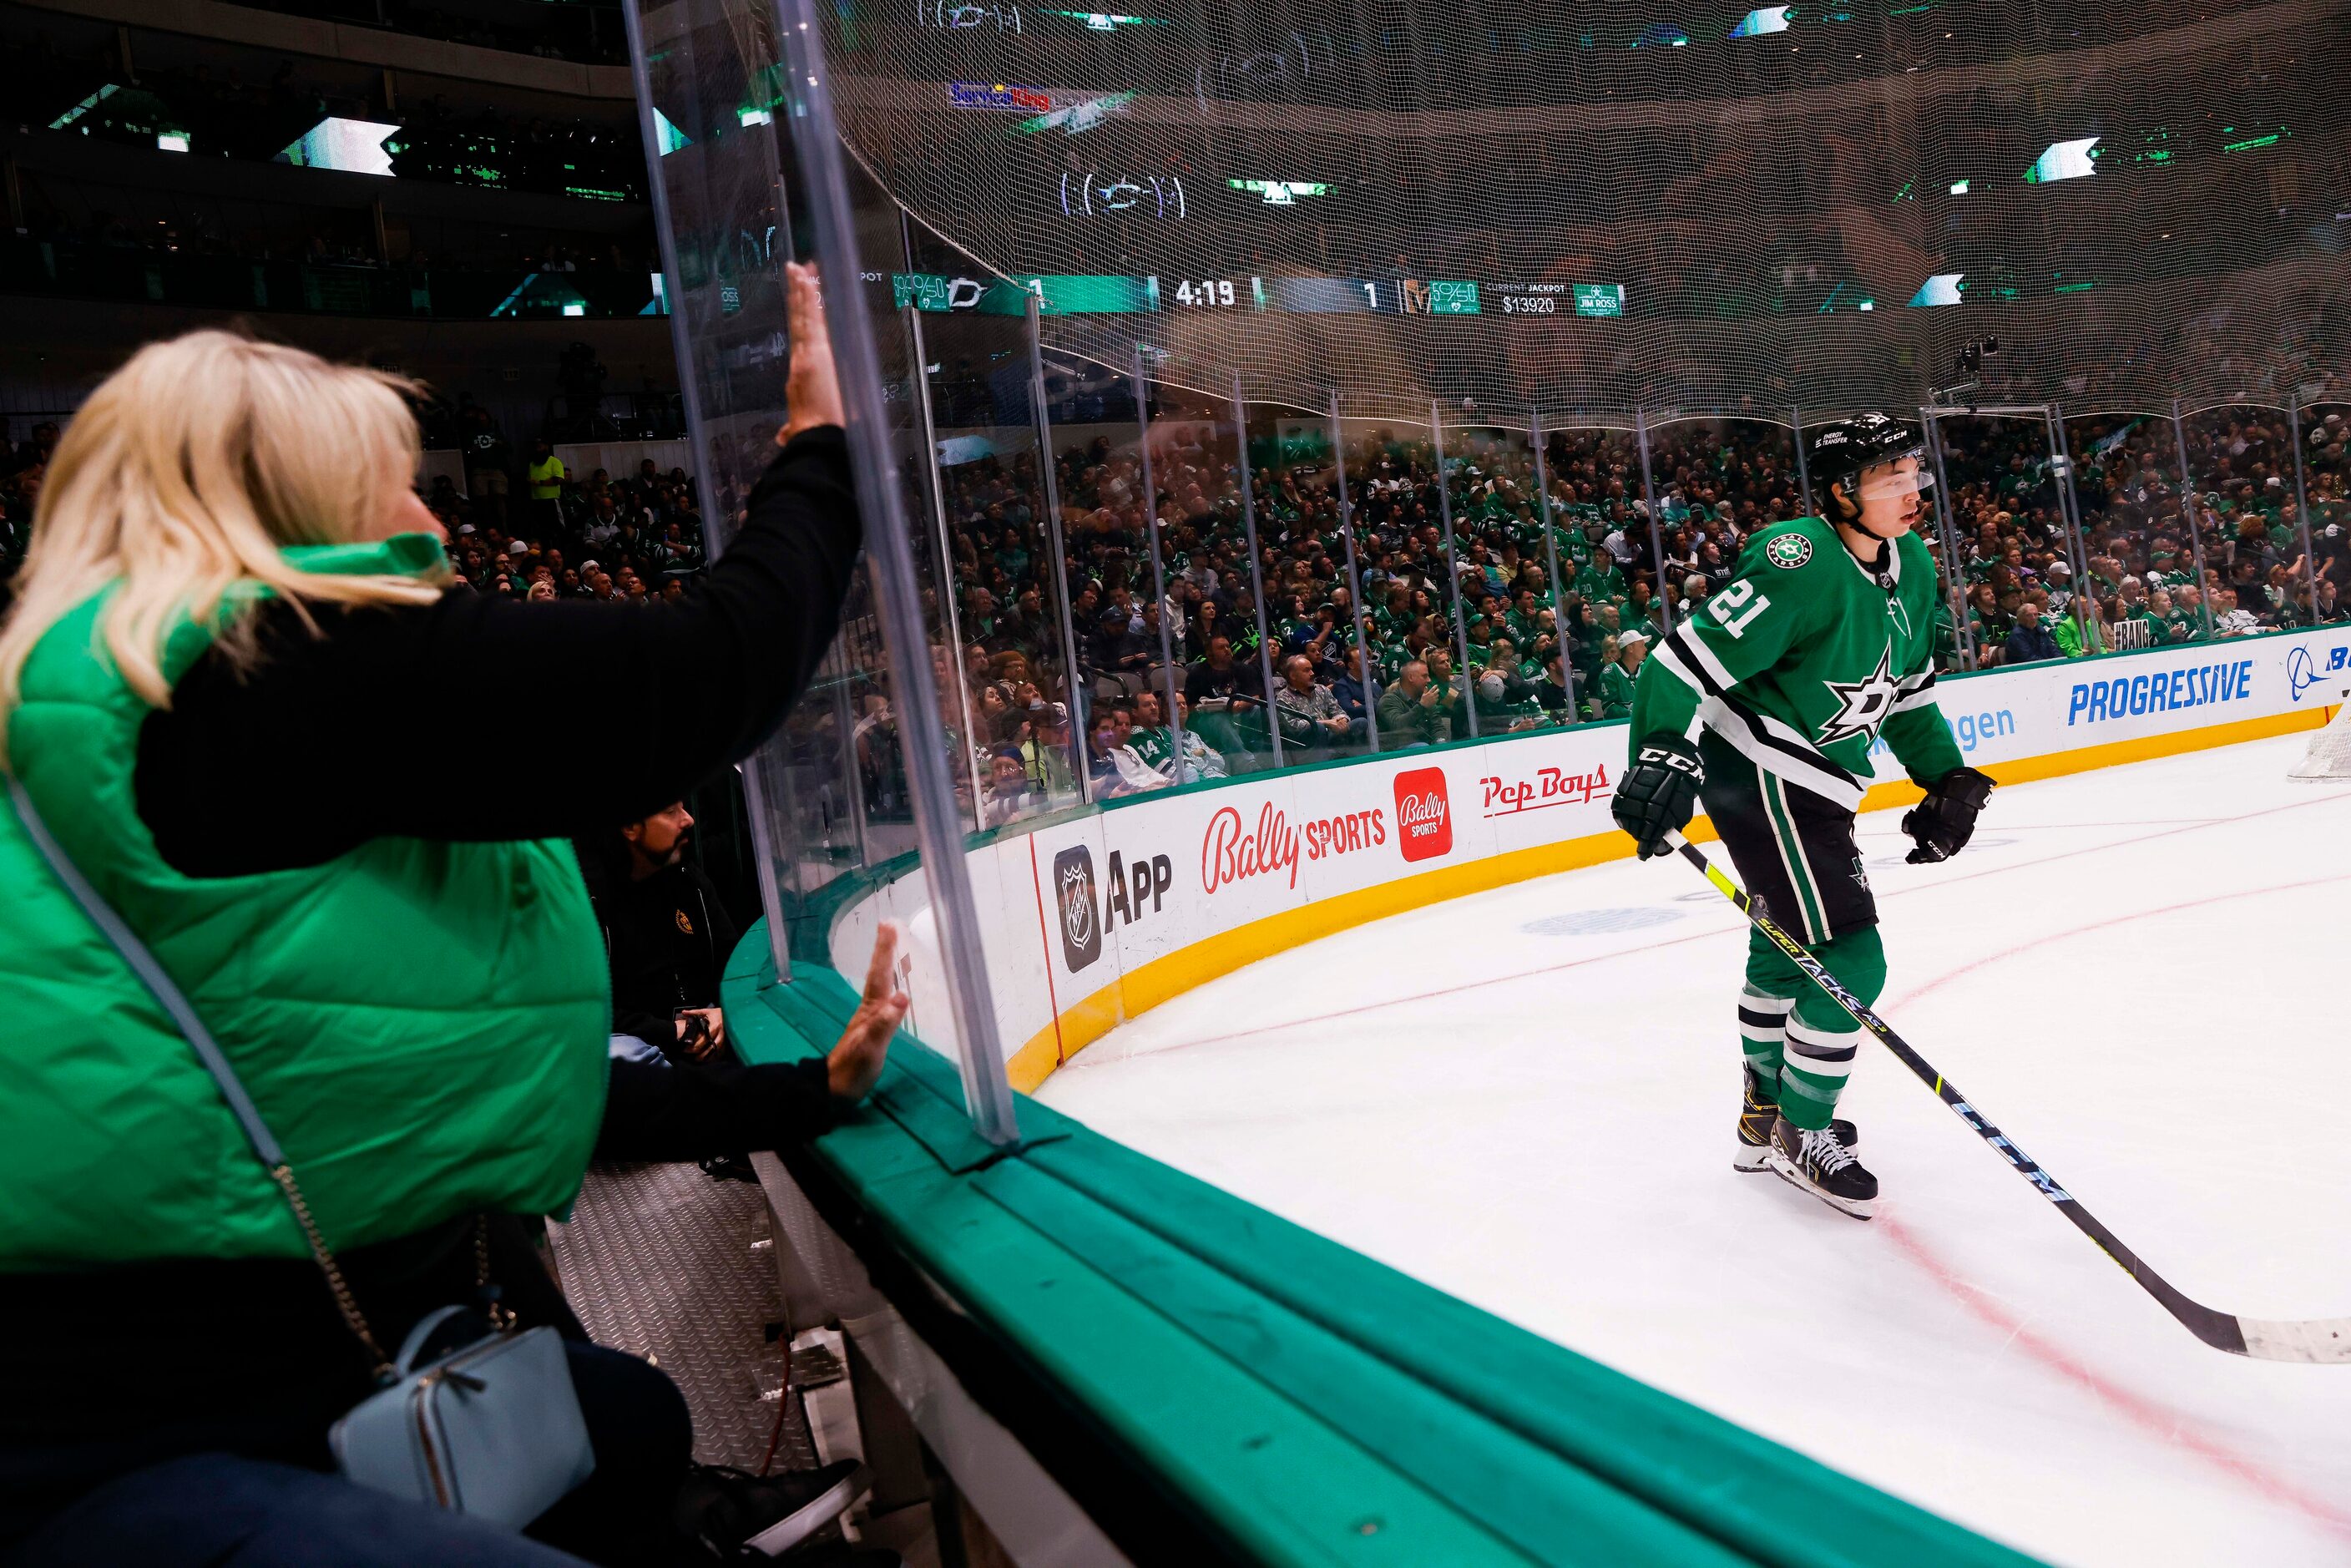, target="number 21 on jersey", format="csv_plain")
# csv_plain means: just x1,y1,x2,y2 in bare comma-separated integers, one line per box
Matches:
1708,579,1771,638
